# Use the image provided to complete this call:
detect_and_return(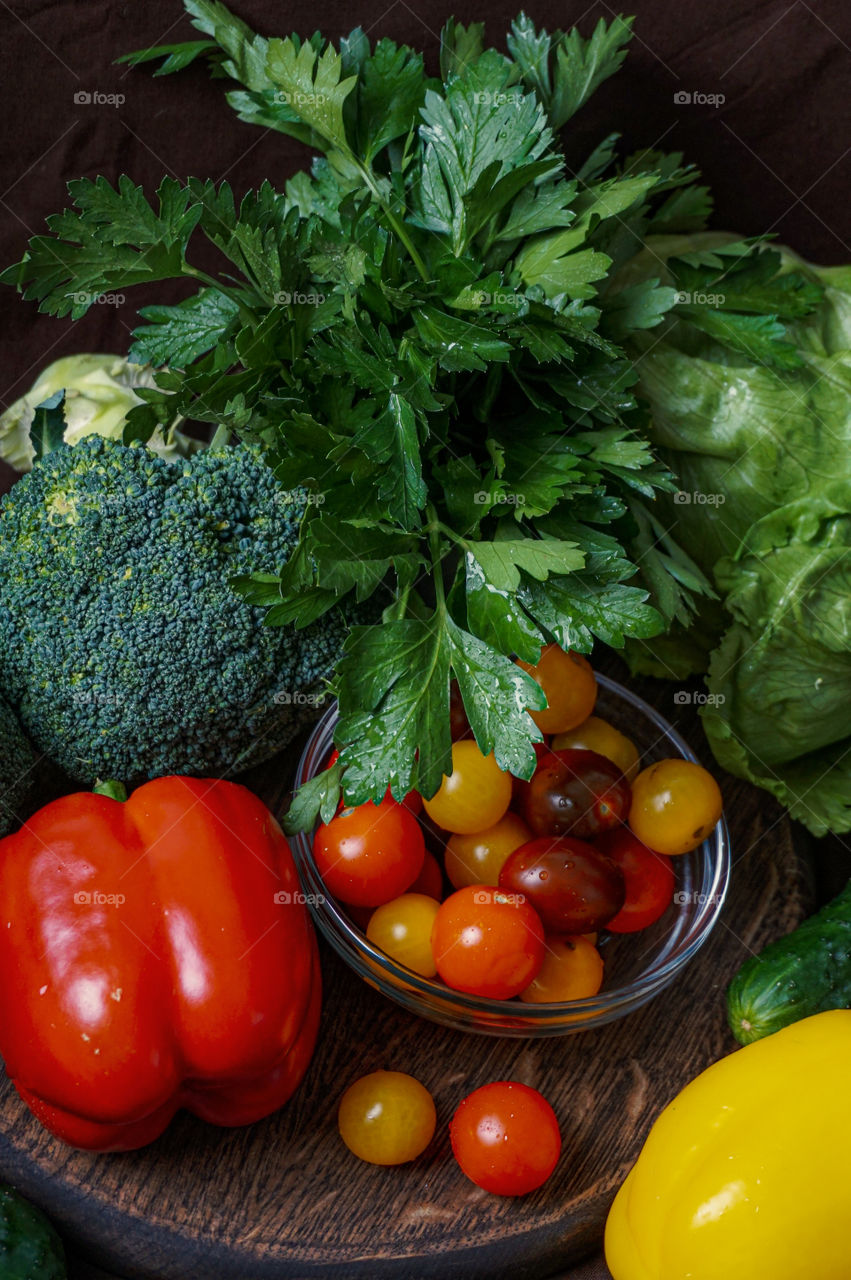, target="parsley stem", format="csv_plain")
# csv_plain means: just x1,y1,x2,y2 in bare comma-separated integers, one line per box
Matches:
357,164,430,283
182,266,256,325
427,507,447,616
